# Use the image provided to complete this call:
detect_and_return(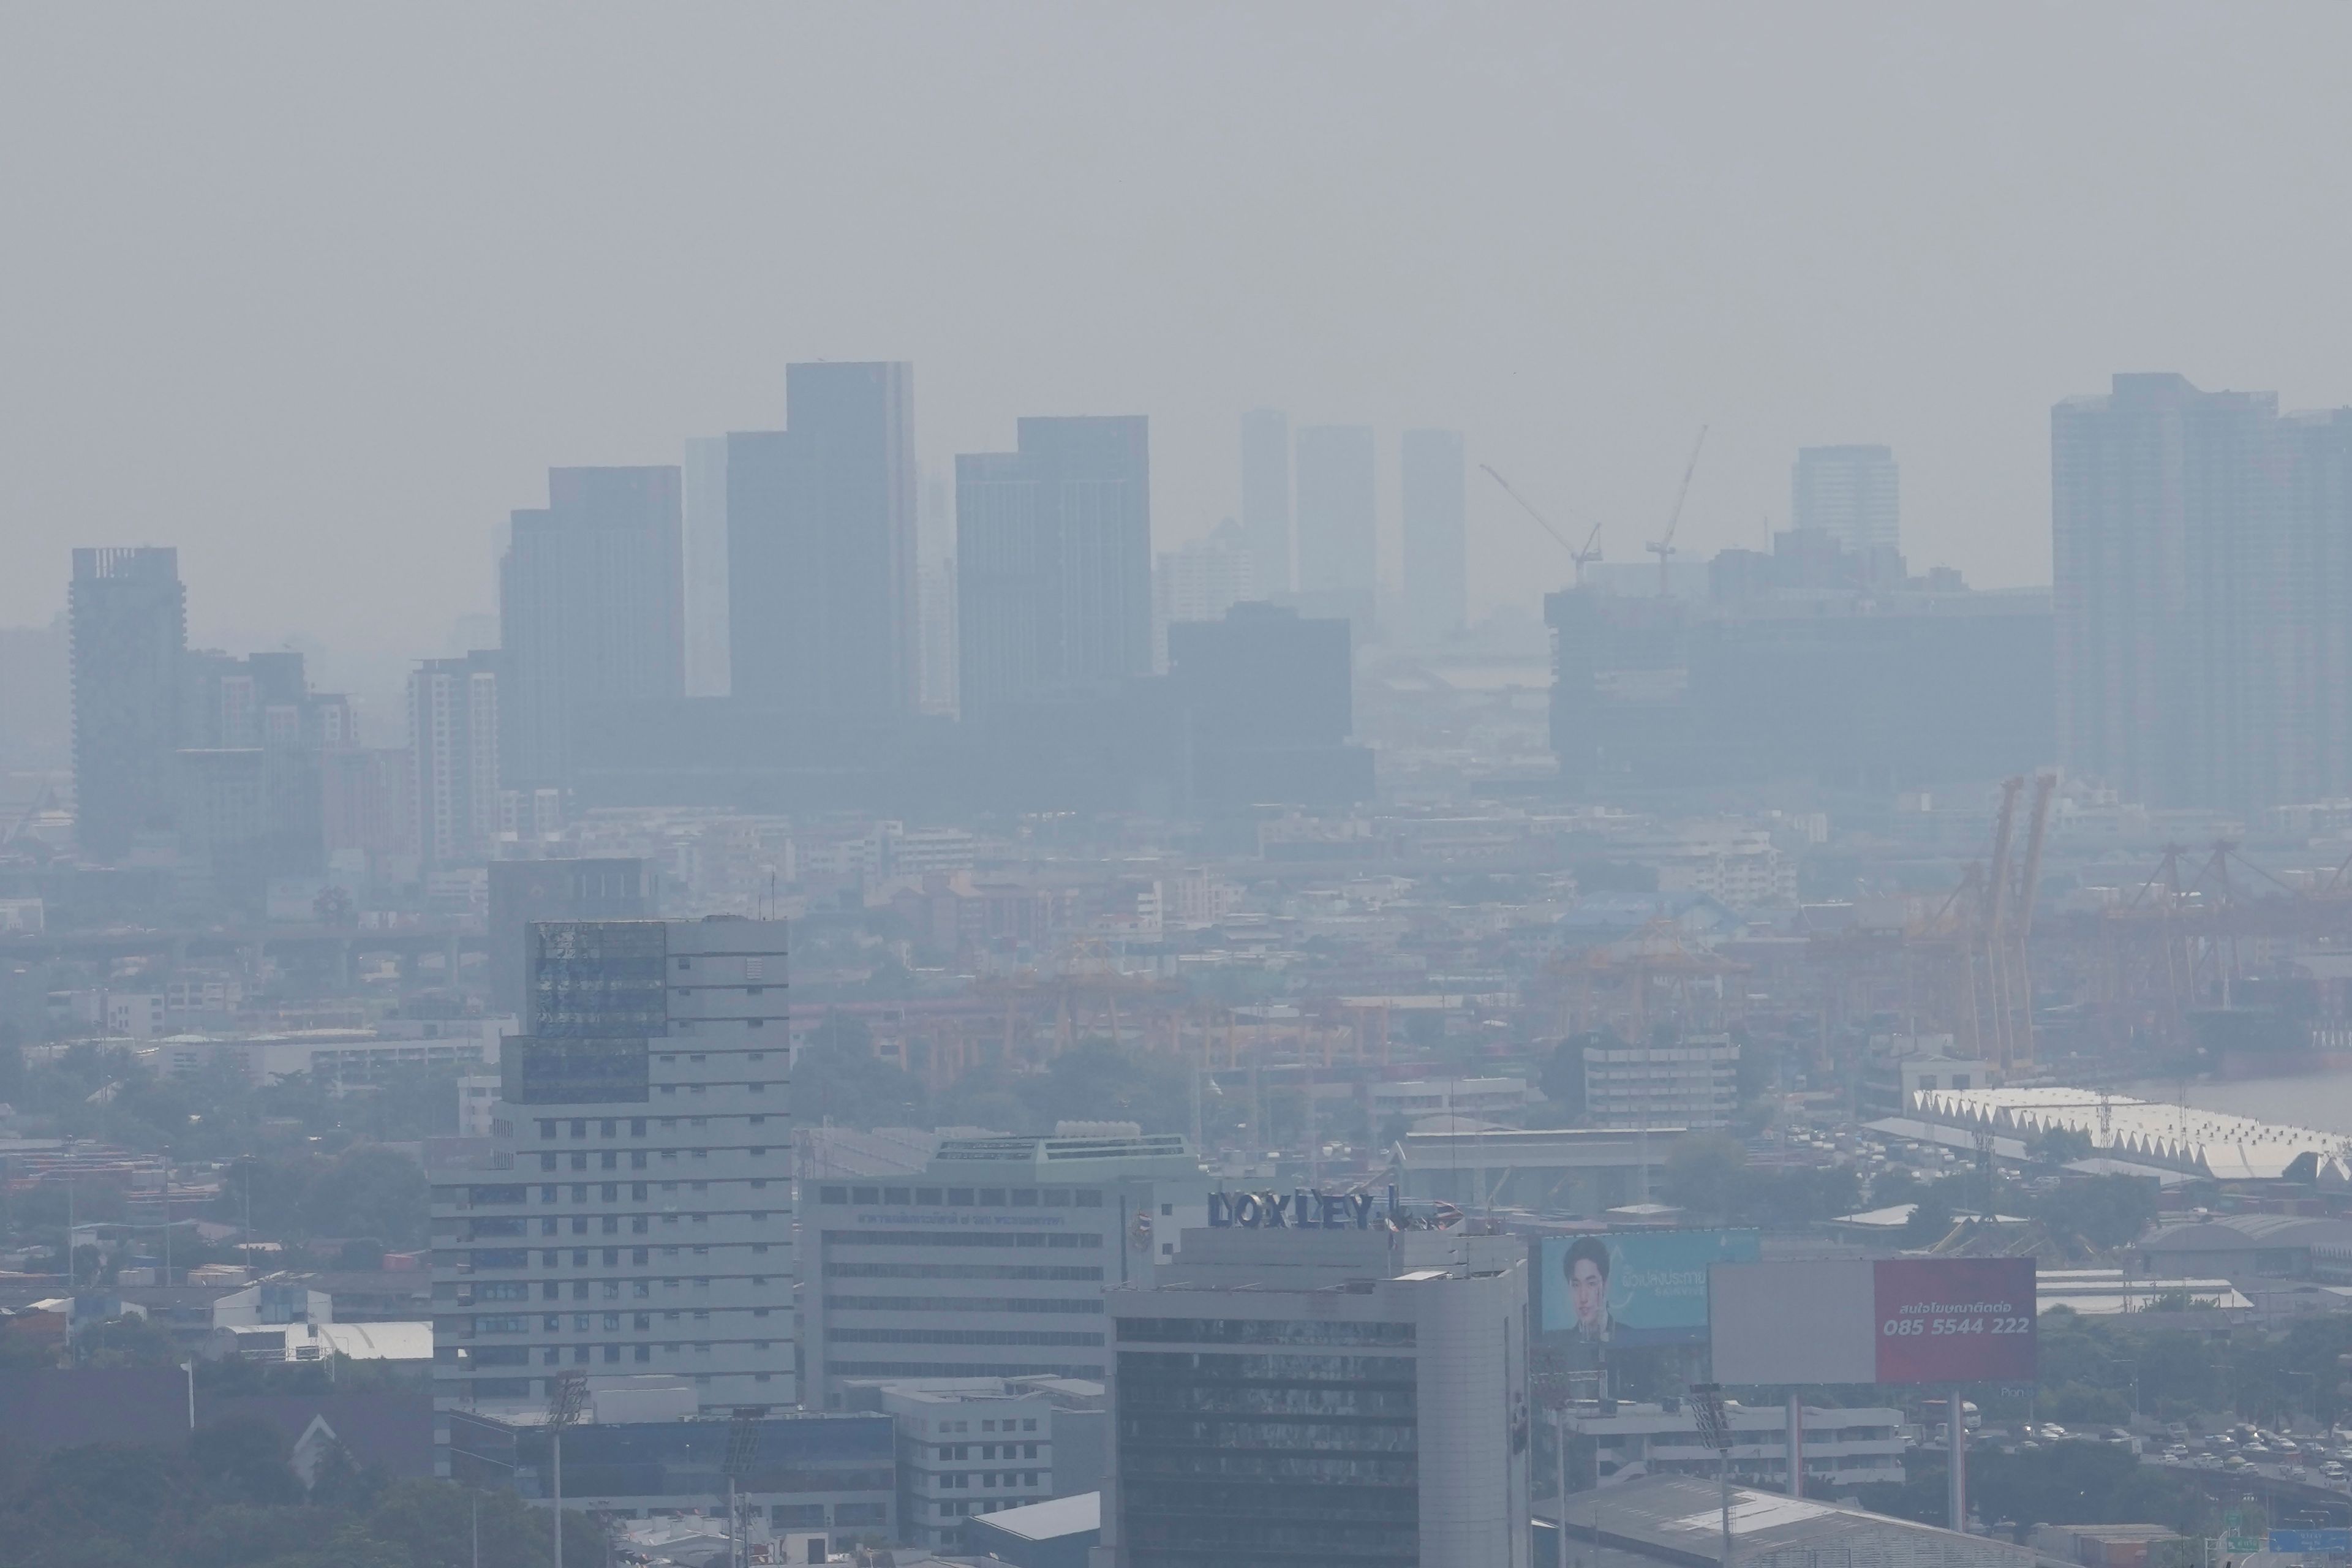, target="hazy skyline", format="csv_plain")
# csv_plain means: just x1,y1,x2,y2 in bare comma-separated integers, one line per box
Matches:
9,3,2352,658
